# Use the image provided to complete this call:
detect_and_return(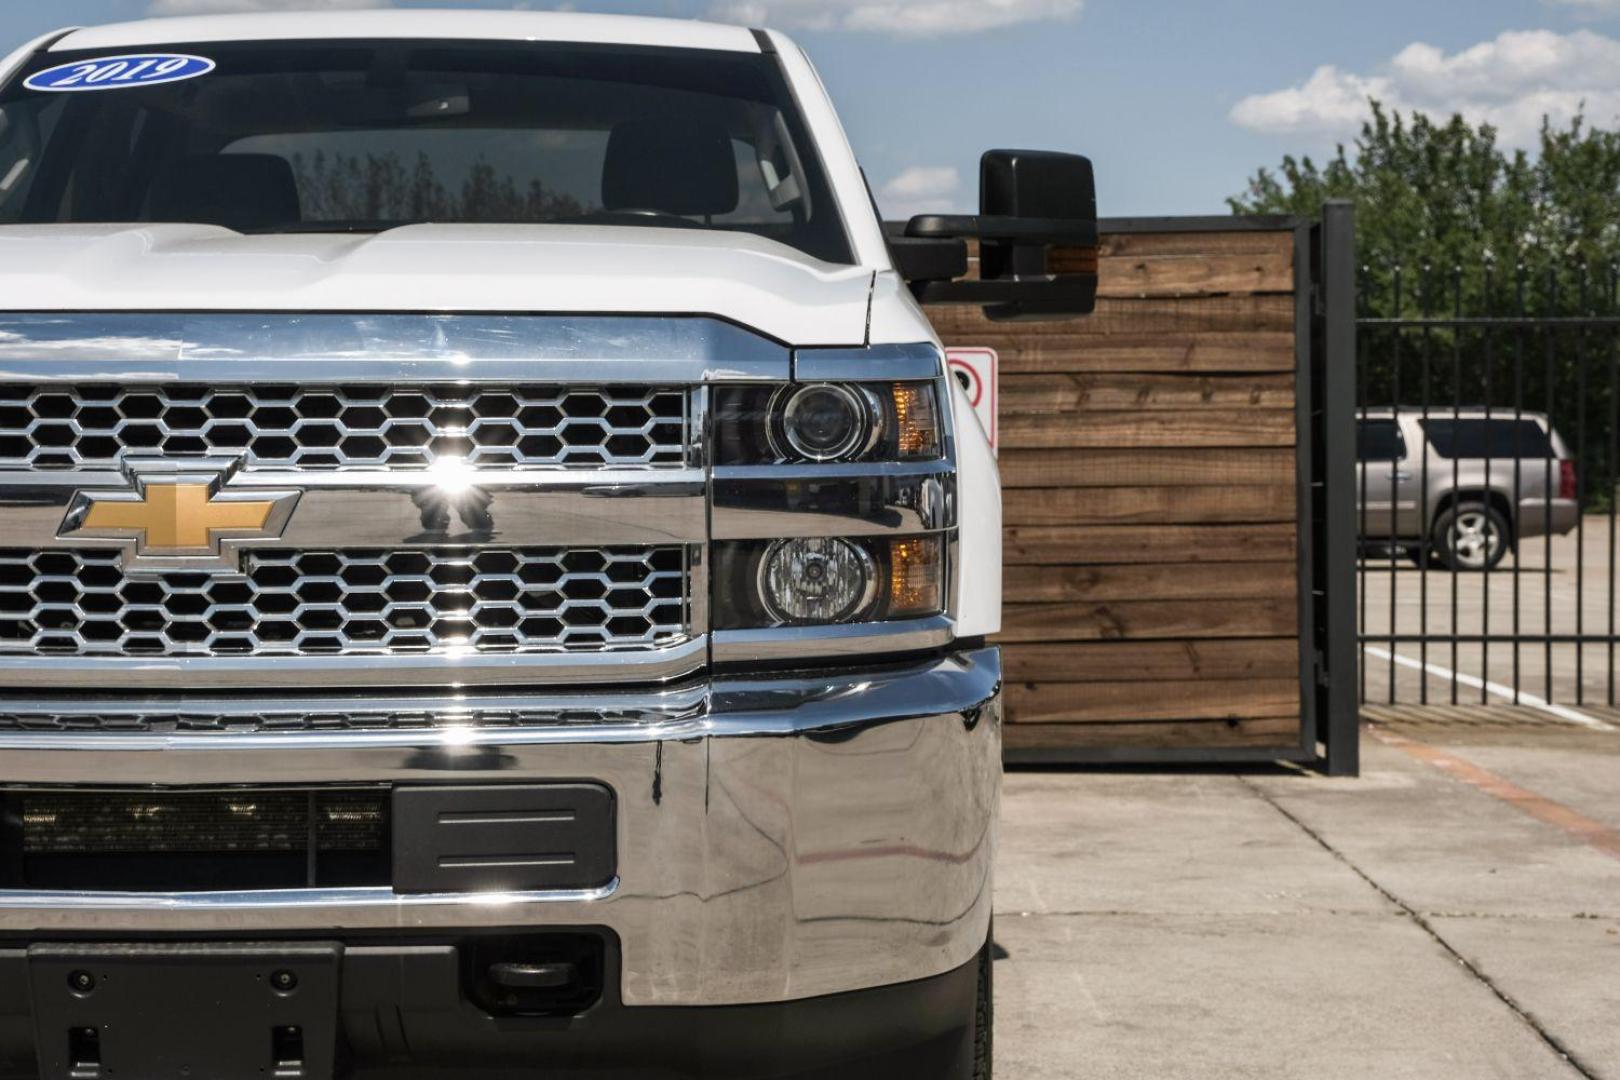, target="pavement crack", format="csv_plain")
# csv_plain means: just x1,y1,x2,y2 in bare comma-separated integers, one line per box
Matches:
999,908,1397,919
1418,910,1620,921
1239,776,1604,1080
